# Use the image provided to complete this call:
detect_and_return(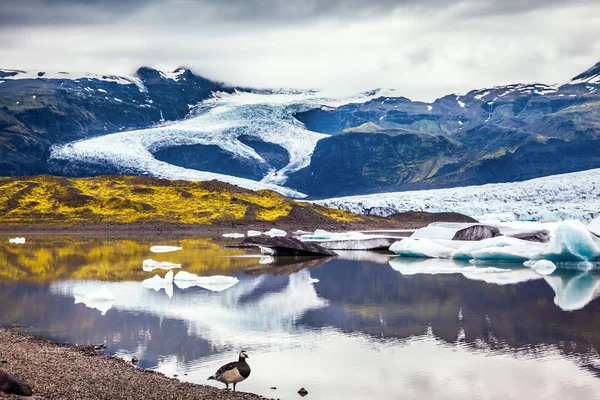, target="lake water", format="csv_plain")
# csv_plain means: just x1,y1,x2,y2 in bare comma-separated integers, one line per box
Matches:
1,235,600,399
